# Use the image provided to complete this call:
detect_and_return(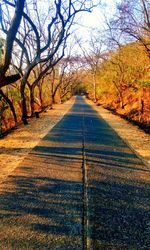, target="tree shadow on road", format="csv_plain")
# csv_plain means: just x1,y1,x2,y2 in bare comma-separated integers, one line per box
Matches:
0,97,150,250
0,172,83,249
88,173,150,249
